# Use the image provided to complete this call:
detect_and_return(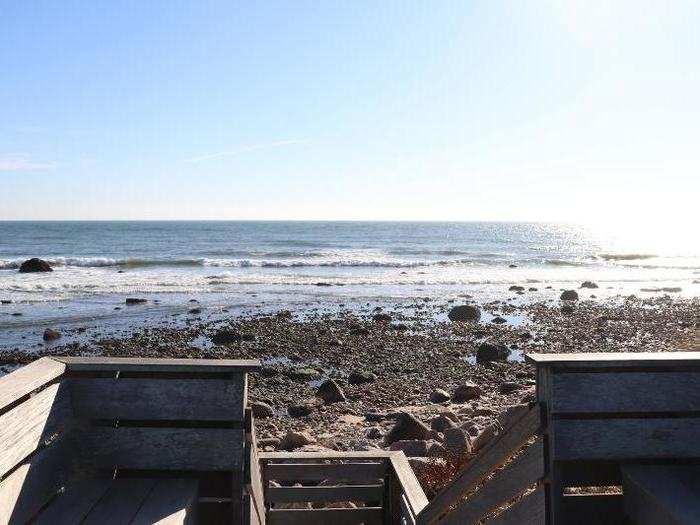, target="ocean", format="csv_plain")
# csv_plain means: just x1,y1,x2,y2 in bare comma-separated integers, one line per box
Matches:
1,221,698,350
